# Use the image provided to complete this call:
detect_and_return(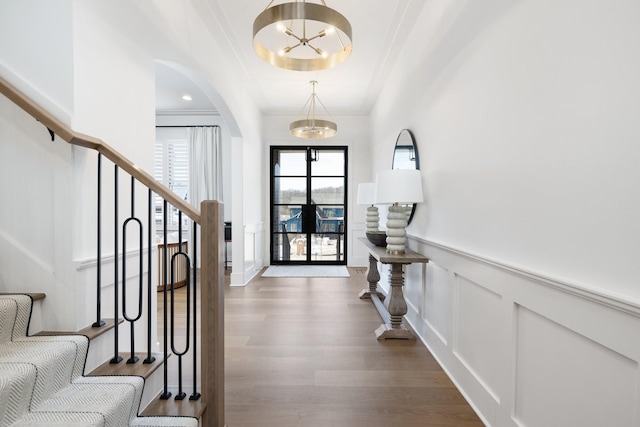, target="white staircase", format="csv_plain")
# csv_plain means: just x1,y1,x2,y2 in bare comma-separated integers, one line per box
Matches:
0,294,198,427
